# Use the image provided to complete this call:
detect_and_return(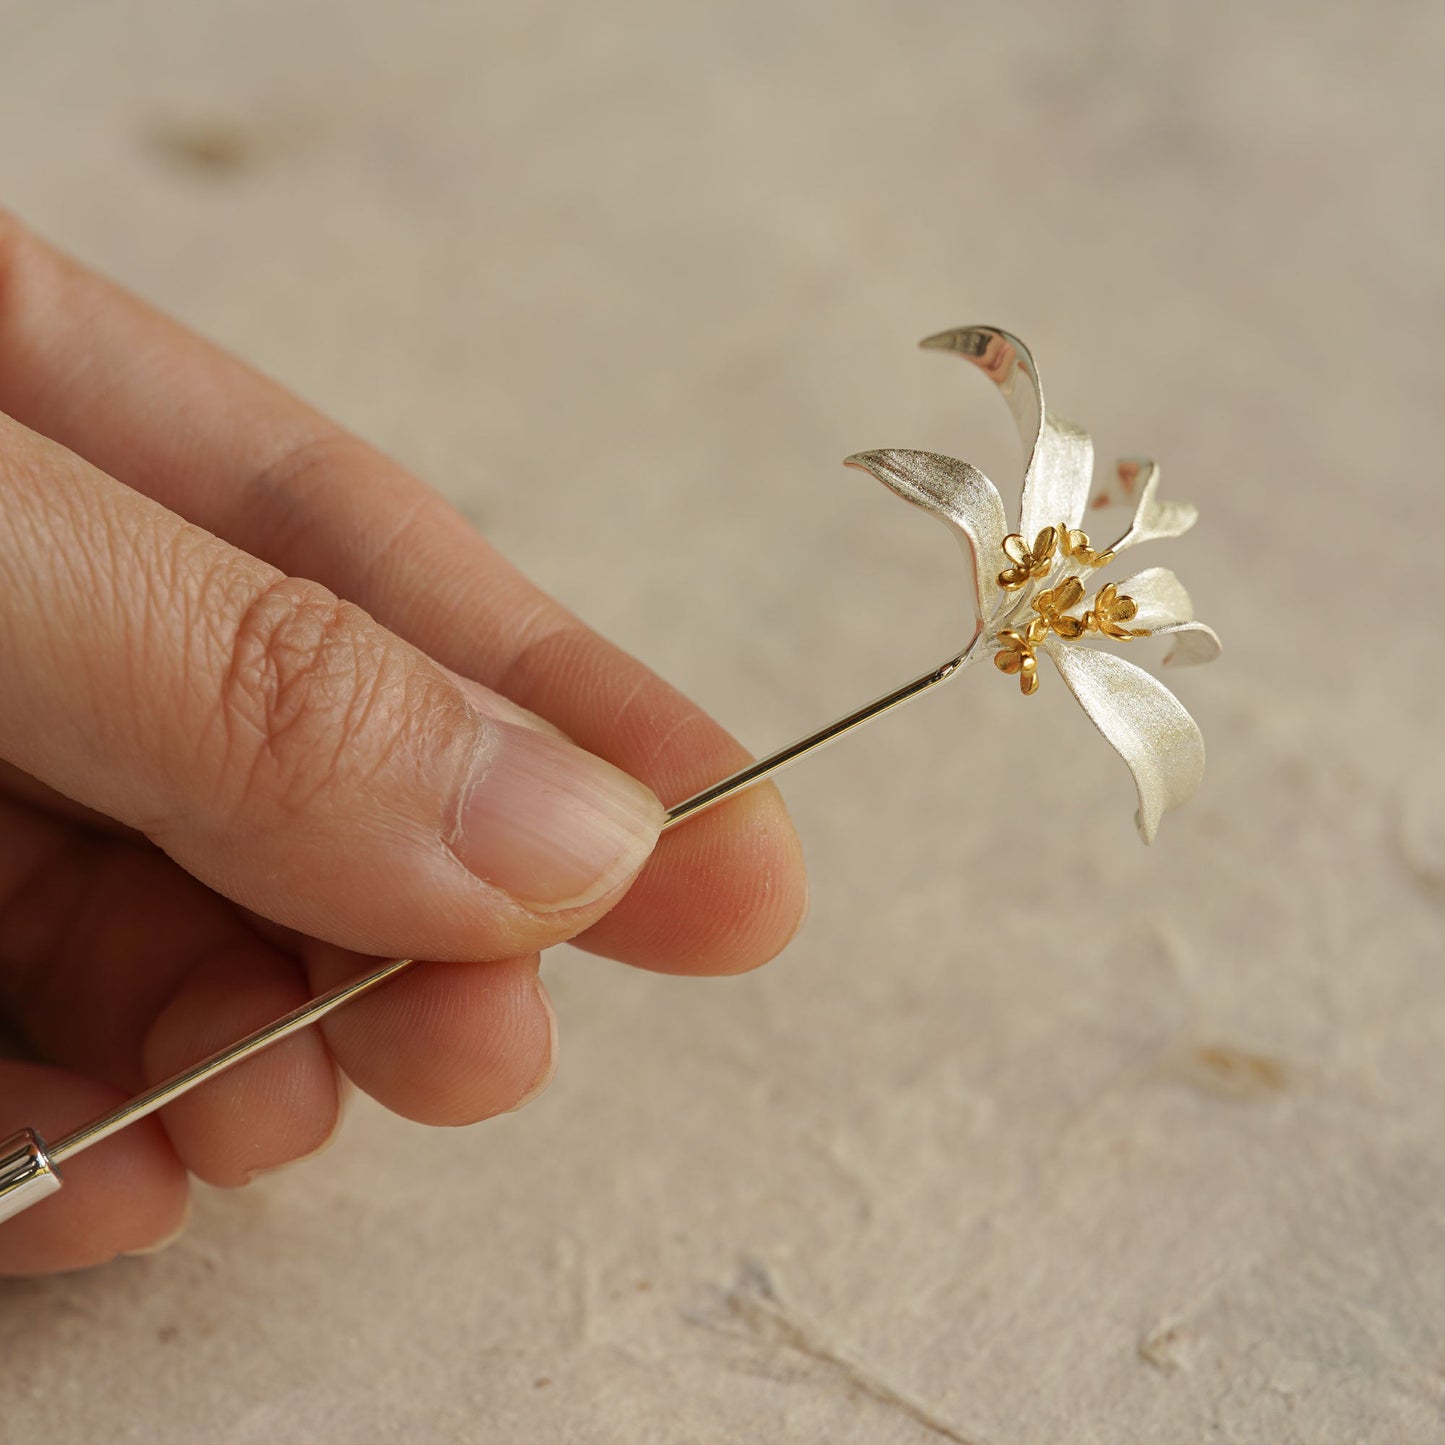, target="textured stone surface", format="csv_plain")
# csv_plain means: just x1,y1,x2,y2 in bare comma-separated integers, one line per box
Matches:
1,2,1443,1440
